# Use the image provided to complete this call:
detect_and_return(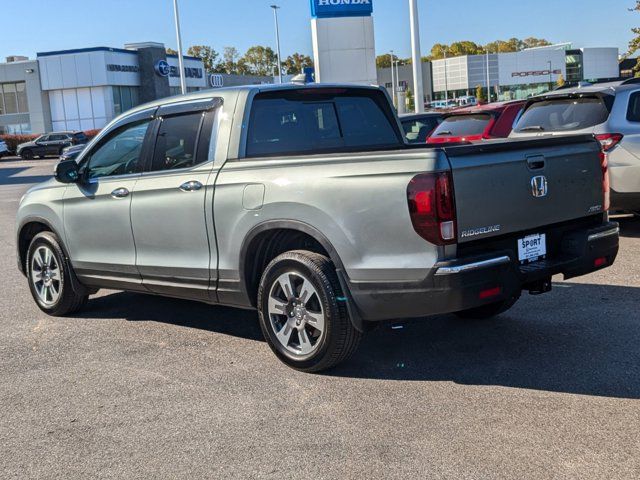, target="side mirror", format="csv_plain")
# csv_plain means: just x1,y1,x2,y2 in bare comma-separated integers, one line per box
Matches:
54,159,80,184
